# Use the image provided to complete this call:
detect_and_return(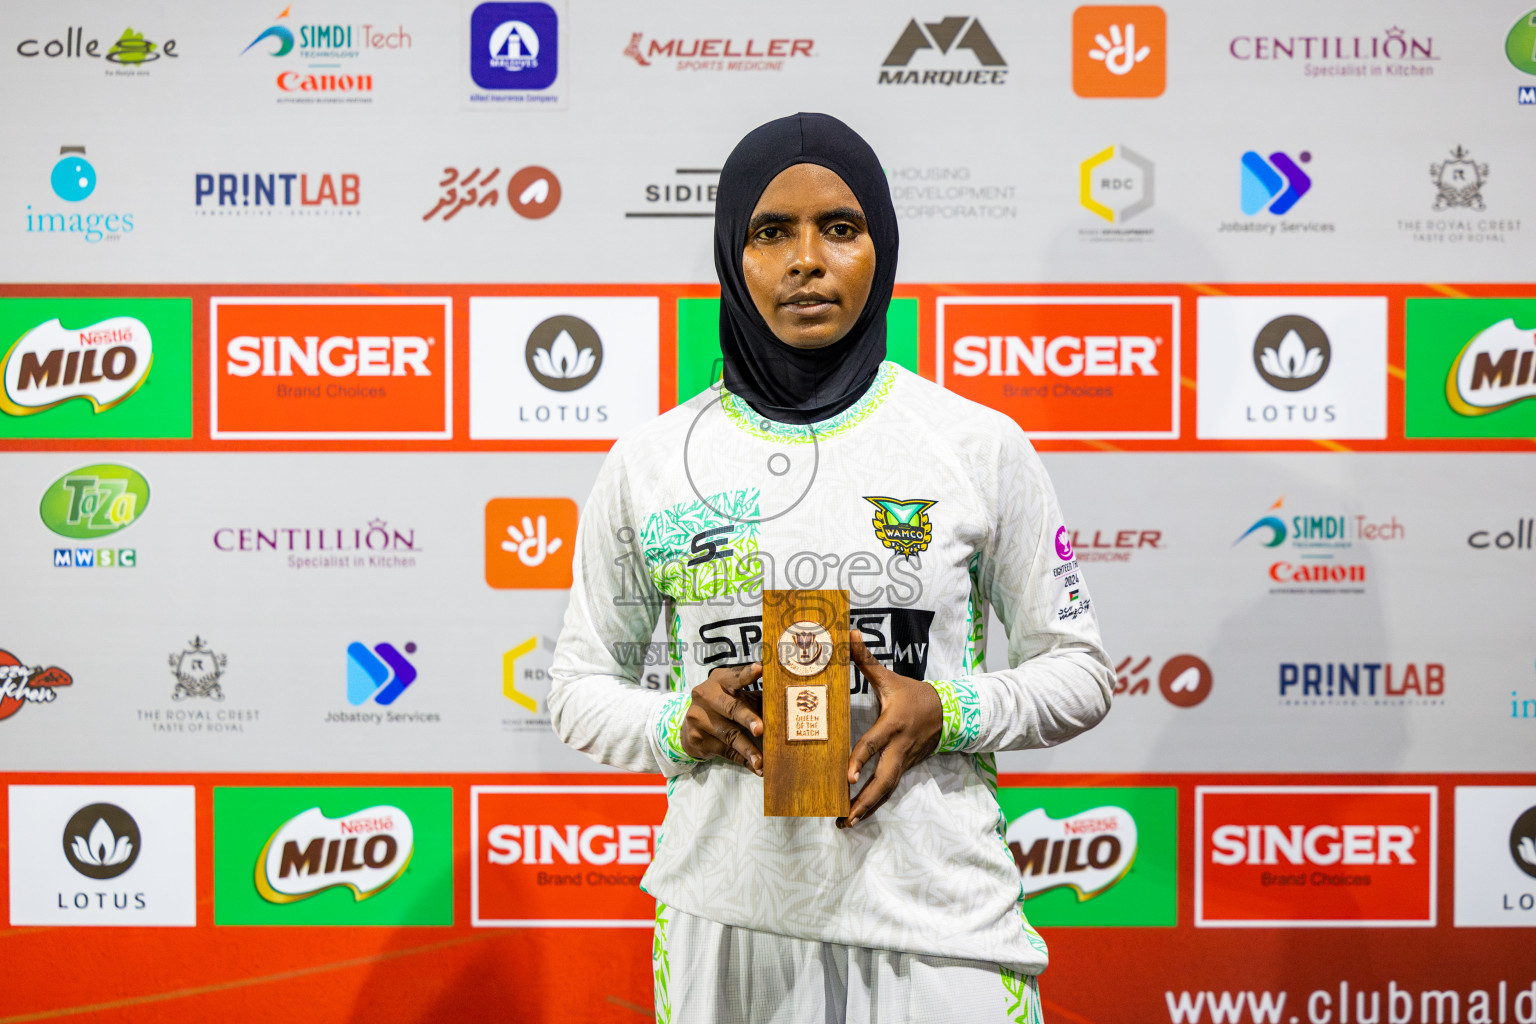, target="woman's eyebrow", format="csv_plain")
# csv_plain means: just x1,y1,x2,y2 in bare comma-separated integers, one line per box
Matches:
817,206,867,227
747,210,793,236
